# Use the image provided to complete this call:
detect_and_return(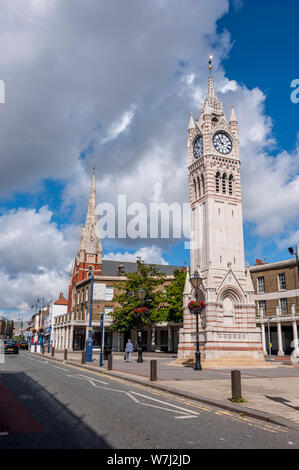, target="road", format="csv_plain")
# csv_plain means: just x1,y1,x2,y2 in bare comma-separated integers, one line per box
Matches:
1,352,299,449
